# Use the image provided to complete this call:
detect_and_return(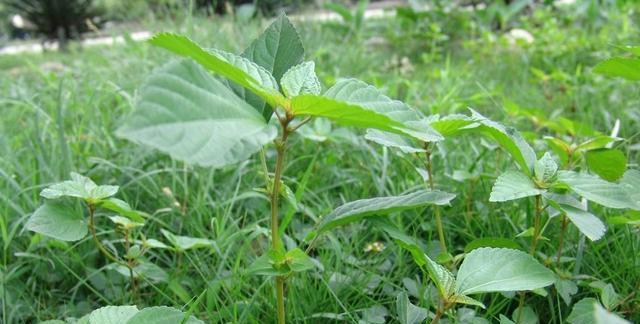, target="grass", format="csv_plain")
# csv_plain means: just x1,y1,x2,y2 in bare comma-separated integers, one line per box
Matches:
1,3,639,323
